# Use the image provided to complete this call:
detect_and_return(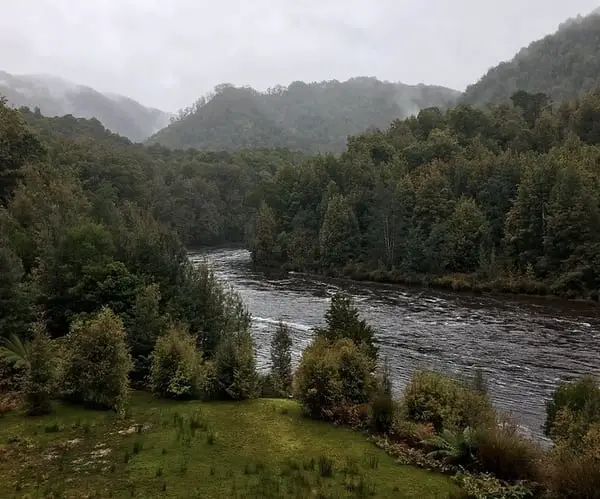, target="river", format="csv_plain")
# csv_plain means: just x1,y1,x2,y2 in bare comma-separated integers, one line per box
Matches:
190,248,600,439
